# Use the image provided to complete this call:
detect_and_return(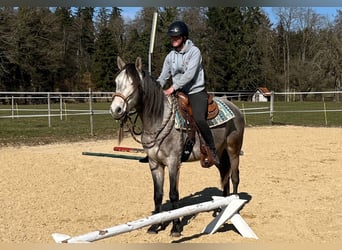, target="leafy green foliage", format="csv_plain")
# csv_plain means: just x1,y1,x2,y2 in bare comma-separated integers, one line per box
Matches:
91,8,119,91
0,7,342,93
